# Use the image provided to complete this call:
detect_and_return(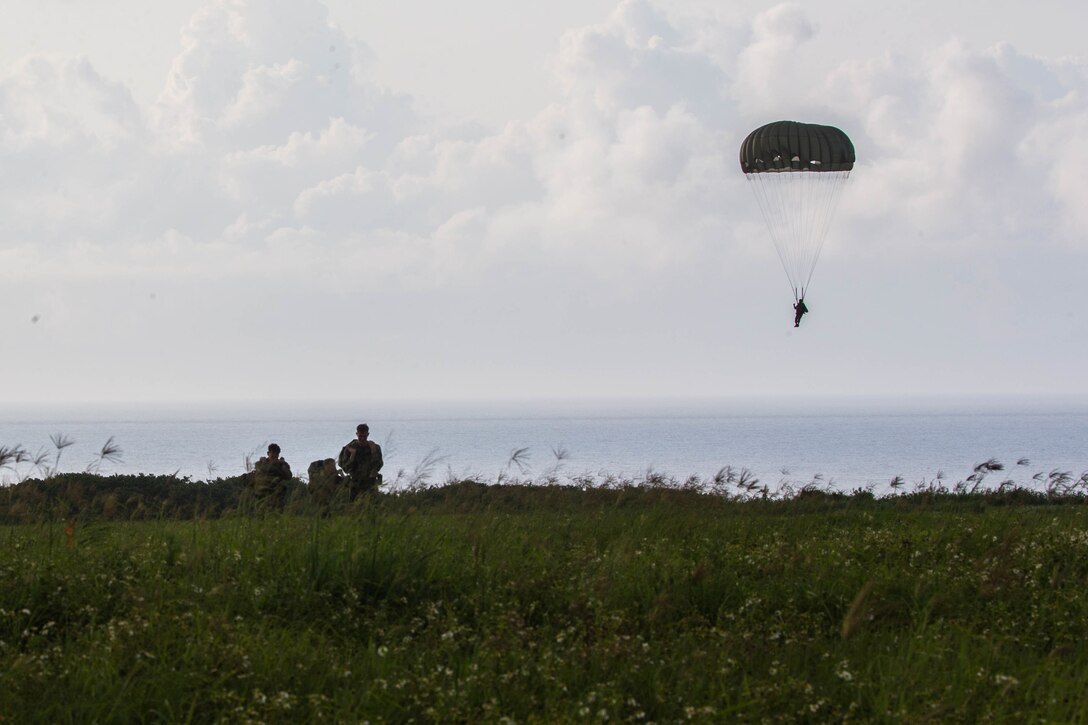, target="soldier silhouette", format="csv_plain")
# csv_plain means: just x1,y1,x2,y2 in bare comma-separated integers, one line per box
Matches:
793,298,808,327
